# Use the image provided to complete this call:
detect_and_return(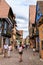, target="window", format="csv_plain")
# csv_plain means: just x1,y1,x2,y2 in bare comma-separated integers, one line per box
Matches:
5,38,10,45
0,21,2,28
32,29,34,33
41,41,43,50
0,29,2,34
3,29,6,34
4,22,8,30
3,21,8,34
0,38,1,47
0,20,2,35
36,29,39,35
